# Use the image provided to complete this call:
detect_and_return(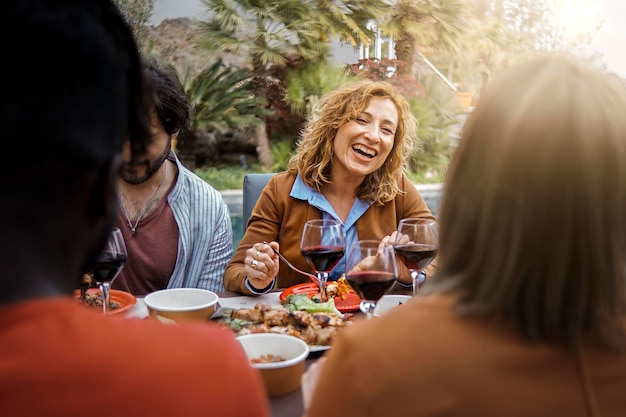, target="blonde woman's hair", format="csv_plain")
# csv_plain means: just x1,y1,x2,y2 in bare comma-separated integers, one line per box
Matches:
287,79,417,204
432,55,626,349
